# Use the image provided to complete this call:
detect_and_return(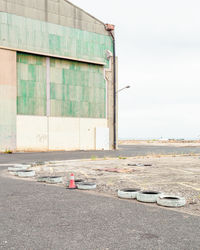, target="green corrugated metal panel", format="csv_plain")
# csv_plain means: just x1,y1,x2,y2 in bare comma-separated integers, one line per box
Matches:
50,58,106,118
0,12,113,66
17,53,106,118
17,53,46,116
